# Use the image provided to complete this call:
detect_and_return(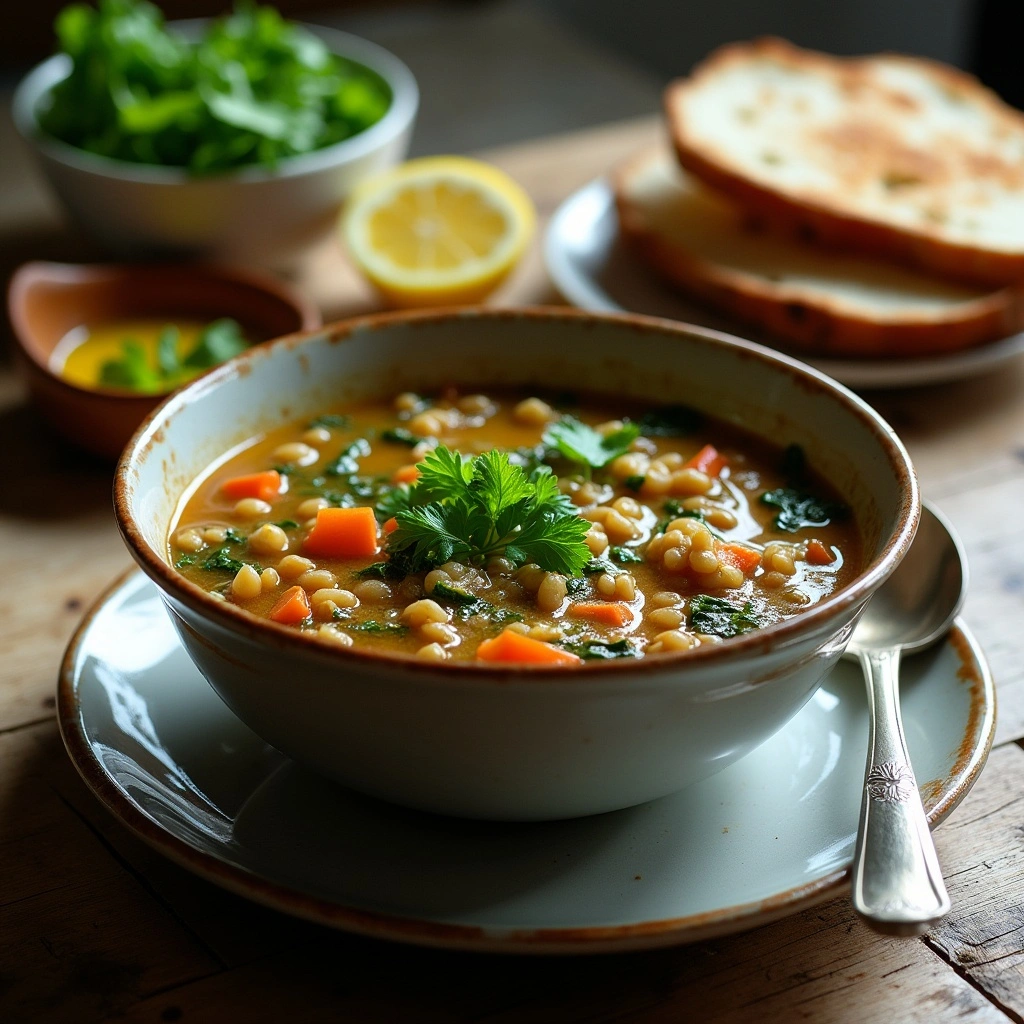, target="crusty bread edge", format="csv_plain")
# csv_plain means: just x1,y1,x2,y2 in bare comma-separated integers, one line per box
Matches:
665,37,1024,288
613,148,1024,358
